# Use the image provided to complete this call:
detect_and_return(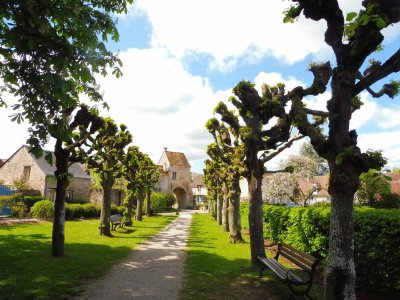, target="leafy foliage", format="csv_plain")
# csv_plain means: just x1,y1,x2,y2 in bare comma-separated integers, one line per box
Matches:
357,169,391,205
261,204,400,295
30,200,54,219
